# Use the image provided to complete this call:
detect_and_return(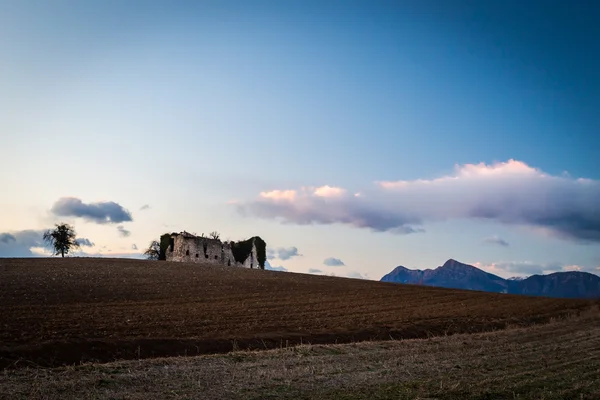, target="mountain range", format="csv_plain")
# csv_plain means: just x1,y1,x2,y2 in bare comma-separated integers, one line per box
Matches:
380,259,600,299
